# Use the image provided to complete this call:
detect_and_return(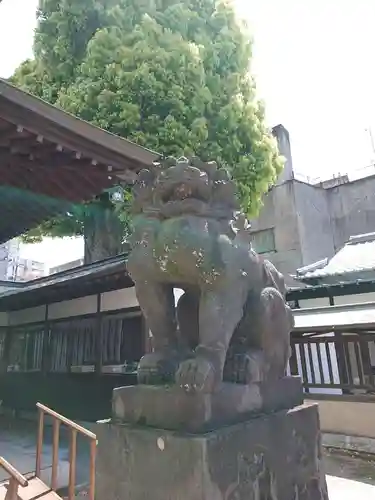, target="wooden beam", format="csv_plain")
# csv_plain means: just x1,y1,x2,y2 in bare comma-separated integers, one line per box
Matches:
0,137,57,155
0,126,23,145
0,150,86,167
0,119,102,170
0,99,149,172
0,159,111,202
0,162,87,202
0,131,34,144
